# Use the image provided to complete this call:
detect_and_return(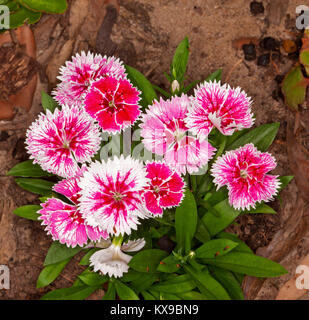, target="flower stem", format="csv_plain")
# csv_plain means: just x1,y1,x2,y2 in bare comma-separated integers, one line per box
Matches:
112,235,123,247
